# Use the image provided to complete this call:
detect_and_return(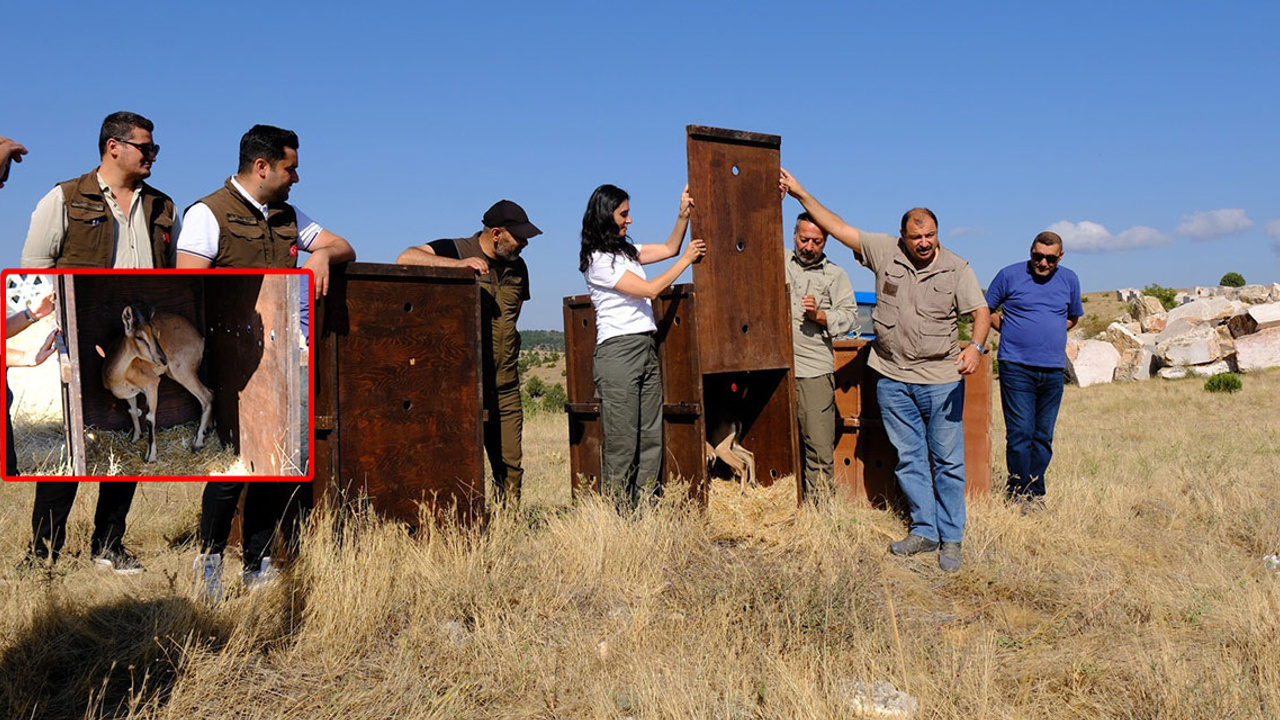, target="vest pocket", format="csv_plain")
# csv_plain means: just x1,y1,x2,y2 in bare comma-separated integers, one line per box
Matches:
228,222,265,242
66,200,109,227
916,326,957,360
